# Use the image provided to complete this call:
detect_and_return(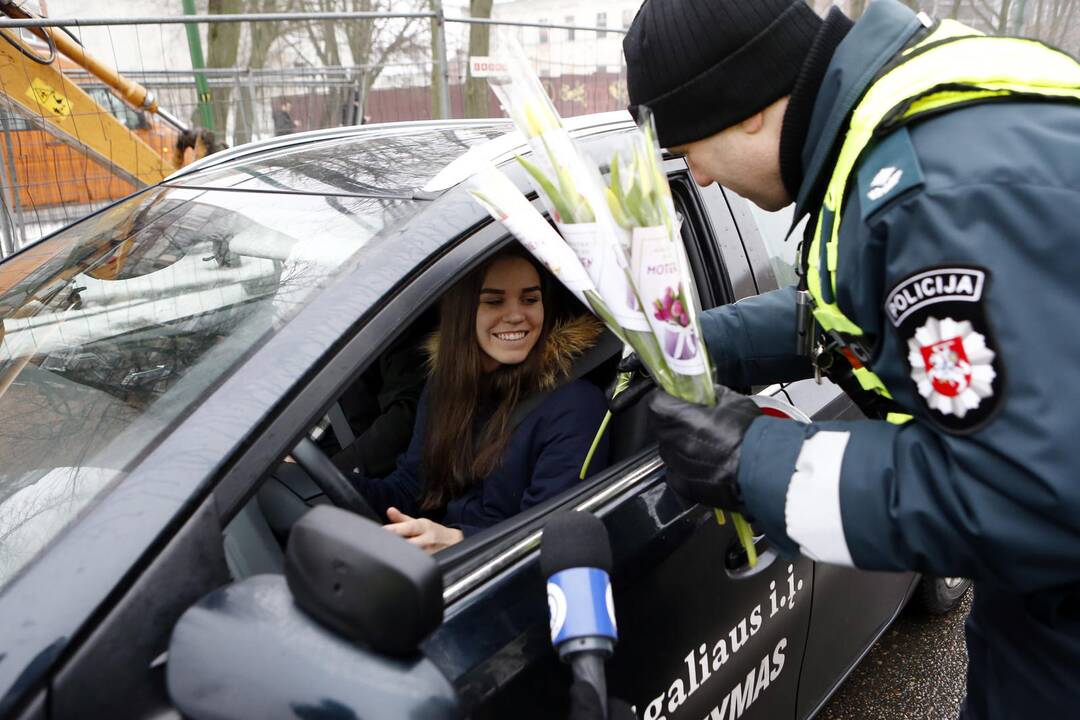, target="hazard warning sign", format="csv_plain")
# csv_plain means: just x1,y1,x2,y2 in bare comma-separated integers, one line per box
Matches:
26,77,72,117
